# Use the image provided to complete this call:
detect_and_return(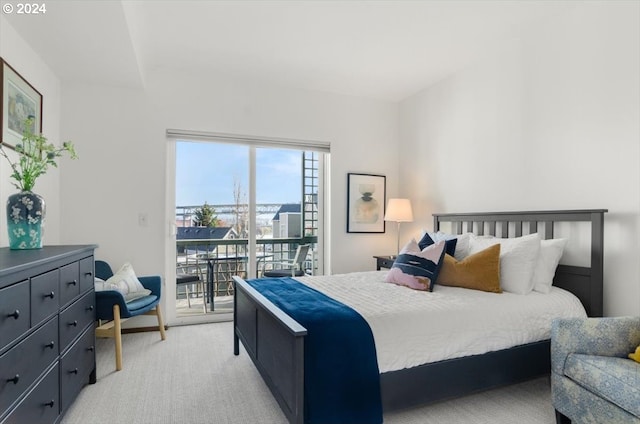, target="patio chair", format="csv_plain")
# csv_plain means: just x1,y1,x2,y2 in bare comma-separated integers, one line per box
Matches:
176,263,207,313
94,260,166,371
262,244,310,277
